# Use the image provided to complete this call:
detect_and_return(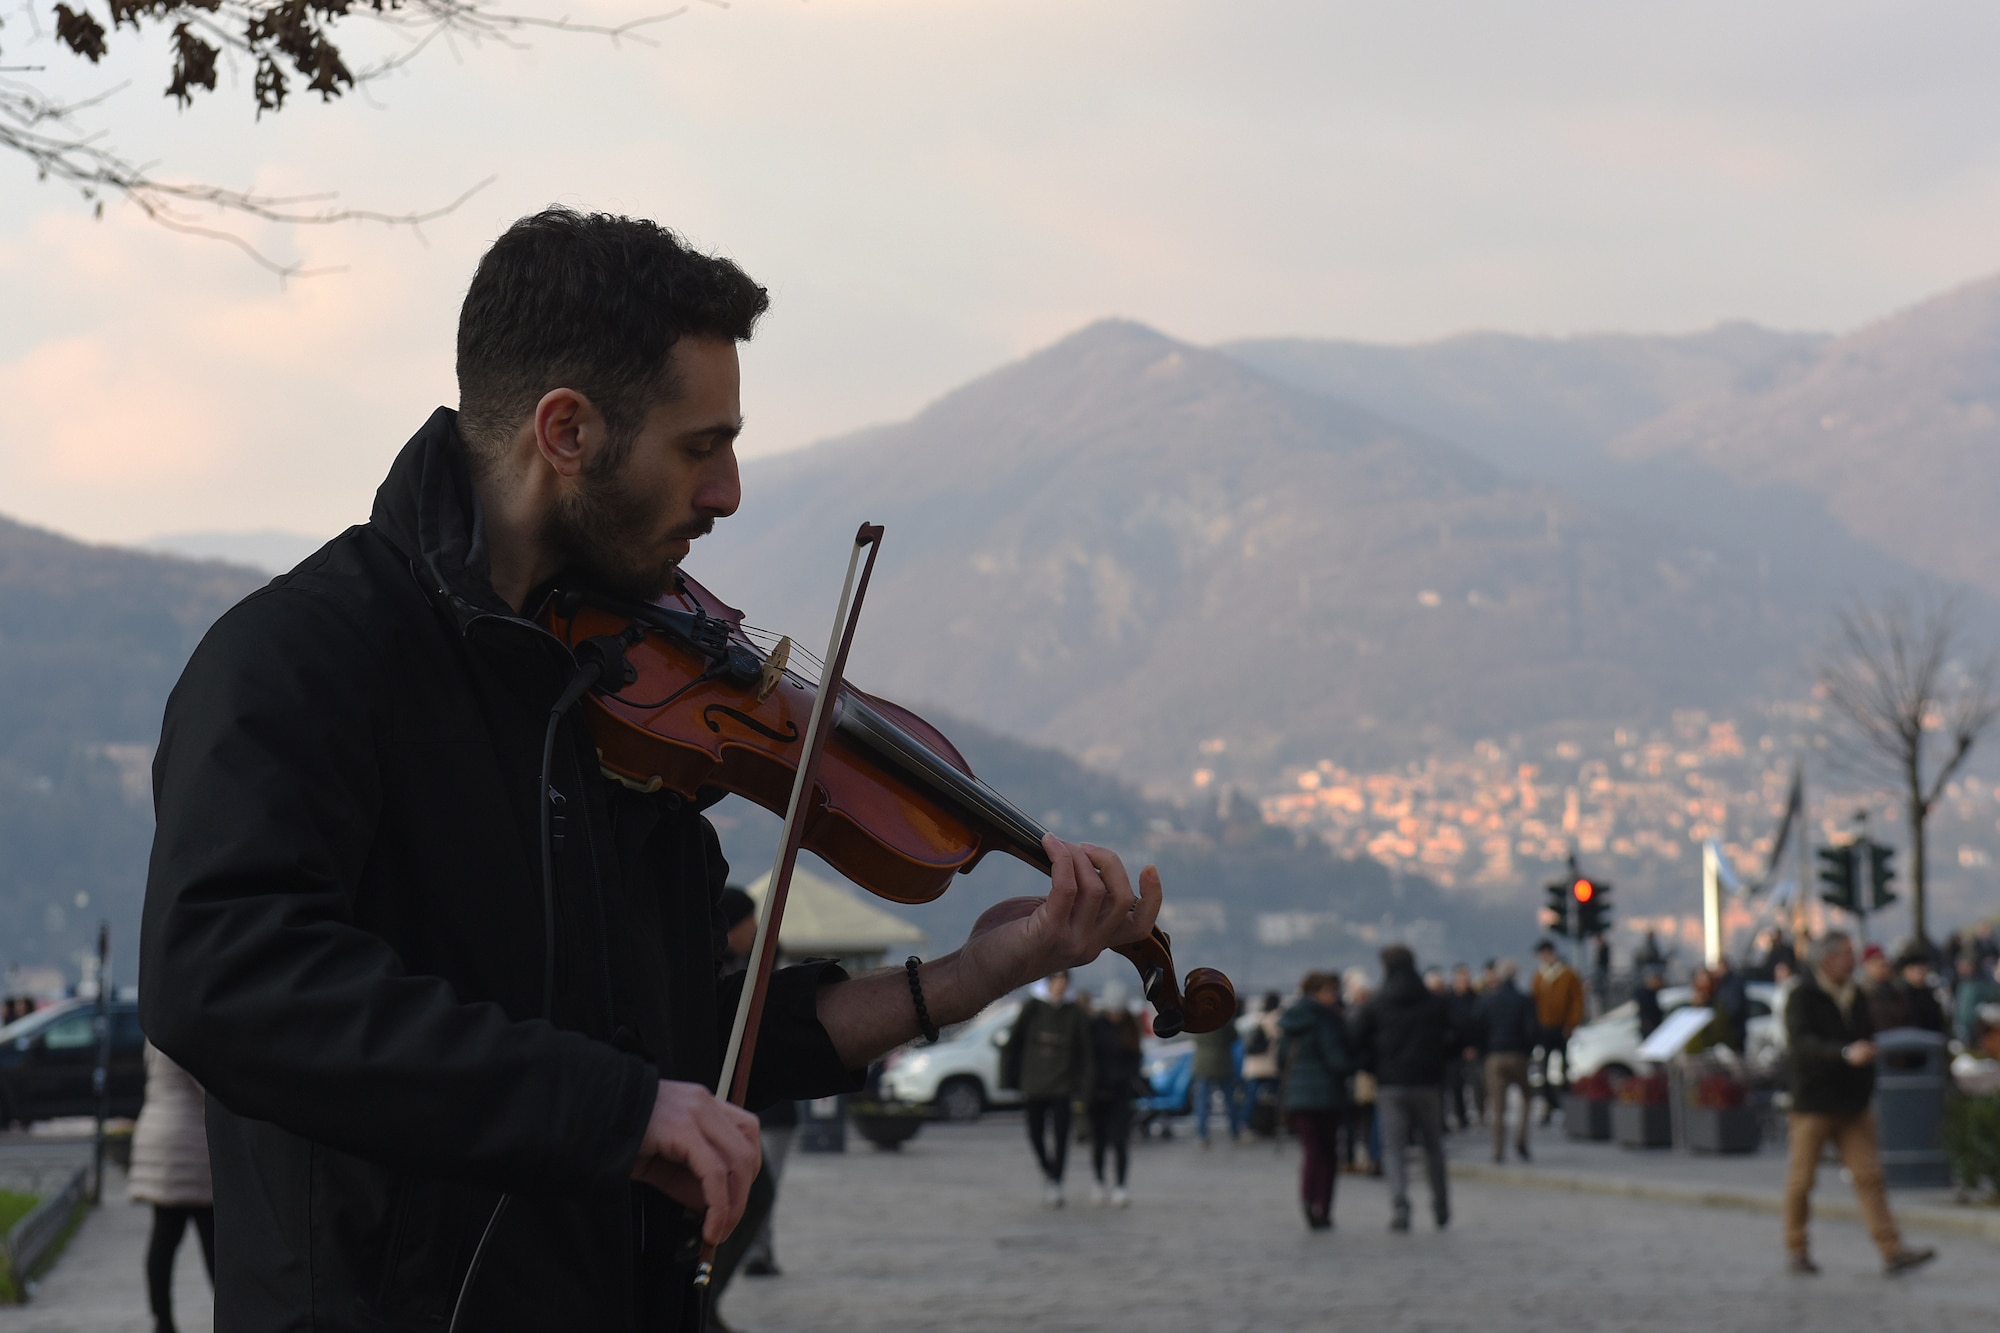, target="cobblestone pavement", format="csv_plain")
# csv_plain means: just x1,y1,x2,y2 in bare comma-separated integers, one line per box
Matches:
720,1119,1996,1333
